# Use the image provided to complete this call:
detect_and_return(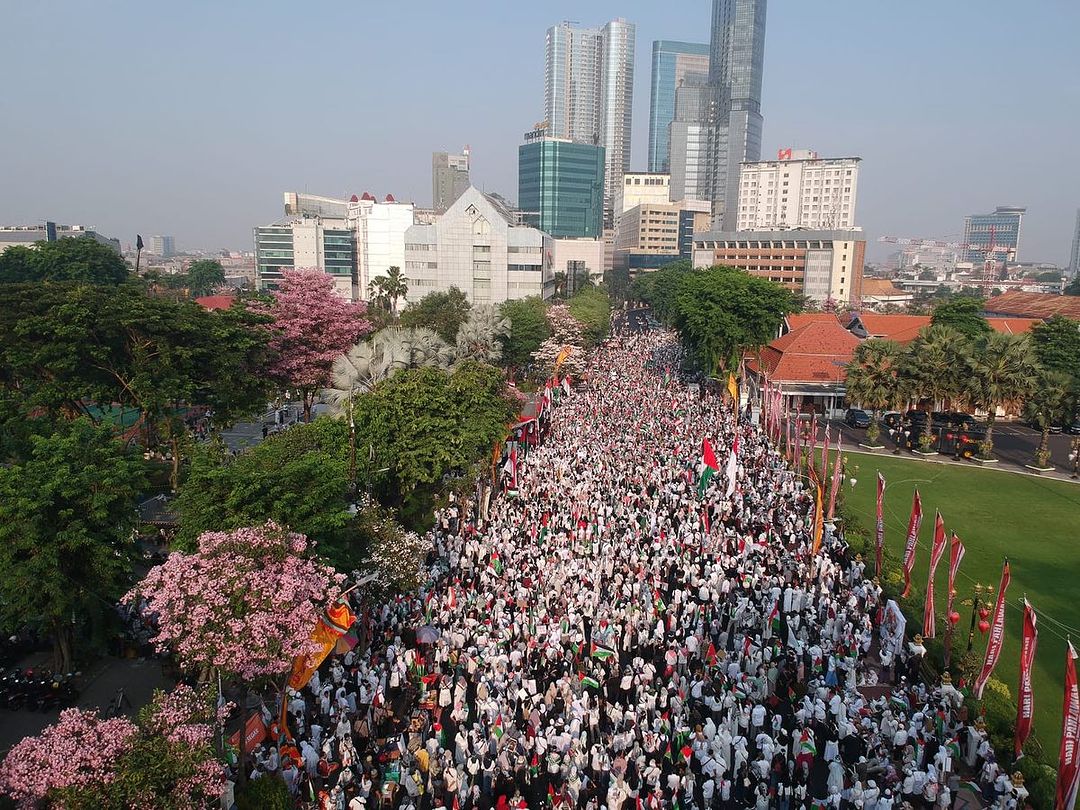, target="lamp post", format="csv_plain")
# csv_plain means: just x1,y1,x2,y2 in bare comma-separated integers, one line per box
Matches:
1070,436,1080,479
966,582,994,652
